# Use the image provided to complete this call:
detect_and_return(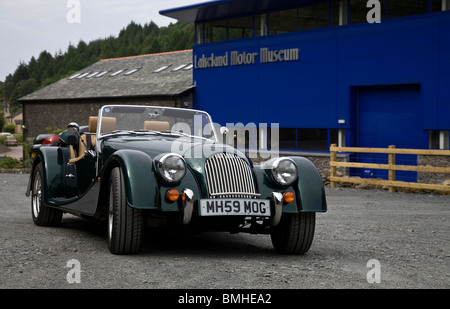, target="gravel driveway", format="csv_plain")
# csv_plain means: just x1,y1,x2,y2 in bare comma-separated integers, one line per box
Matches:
0,173,448,291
